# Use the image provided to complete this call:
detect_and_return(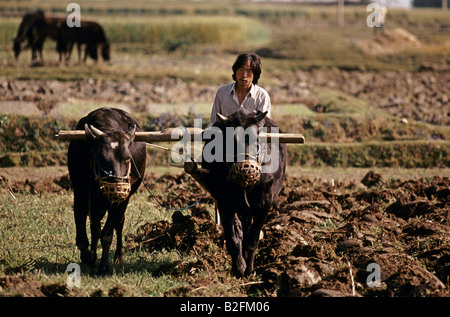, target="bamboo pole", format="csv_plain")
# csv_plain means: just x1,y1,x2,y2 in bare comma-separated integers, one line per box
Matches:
56,127,305,144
